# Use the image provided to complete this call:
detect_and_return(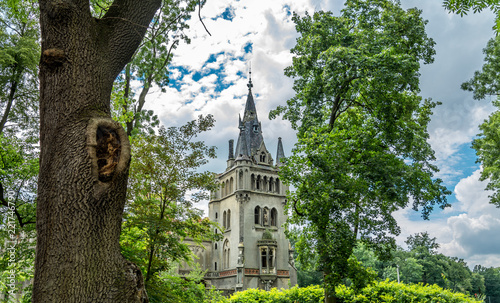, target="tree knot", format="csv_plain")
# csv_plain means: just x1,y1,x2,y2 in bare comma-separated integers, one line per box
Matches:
42,48,66,67
96,127,121,182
